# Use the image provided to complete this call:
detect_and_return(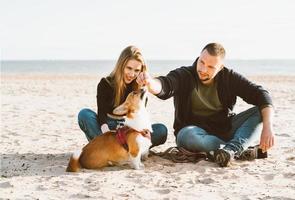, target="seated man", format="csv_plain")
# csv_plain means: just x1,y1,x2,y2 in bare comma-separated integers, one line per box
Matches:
136,43,275,167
